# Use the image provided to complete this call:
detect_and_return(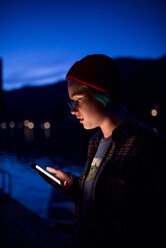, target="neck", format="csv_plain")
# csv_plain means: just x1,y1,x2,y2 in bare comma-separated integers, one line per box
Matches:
100,106,127,139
